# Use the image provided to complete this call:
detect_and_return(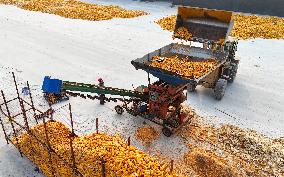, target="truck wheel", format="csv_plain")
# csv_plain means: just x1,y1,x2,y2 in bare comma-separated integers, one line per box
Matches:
162,127,172,137
188,83,196,92
115,105,124,115
214,79,227,100
227,63,238,83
